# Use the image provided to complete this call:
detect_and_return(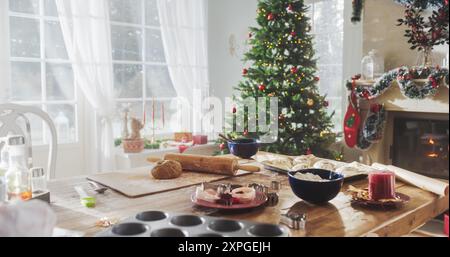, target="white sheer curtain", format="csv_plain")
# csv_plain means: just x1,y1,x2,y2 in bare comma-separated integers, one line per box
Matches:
157,0,209,134
0,1,10,104
55,0,116,172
